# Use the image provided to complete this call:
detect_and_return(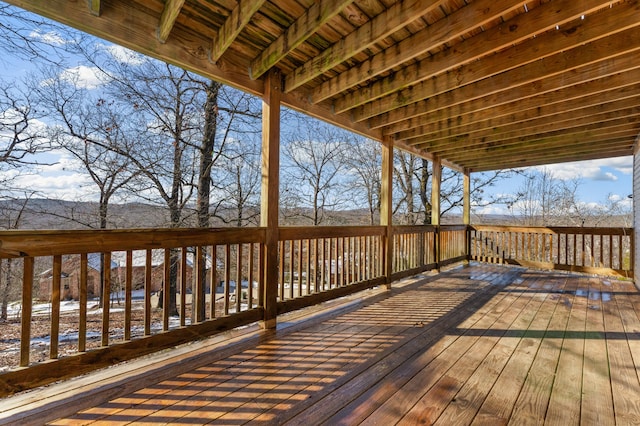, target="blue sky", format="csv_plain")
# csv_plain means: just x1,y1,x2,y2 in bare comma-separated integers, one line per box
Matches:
0,7,633,215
